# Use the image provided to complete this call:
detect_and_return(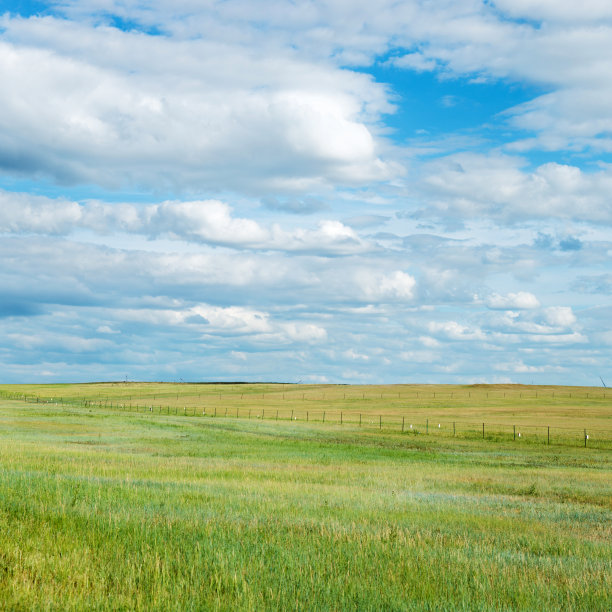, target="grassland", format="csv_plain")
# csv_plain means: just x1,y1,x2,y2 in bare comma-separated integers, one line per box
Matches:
0,383,610,610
